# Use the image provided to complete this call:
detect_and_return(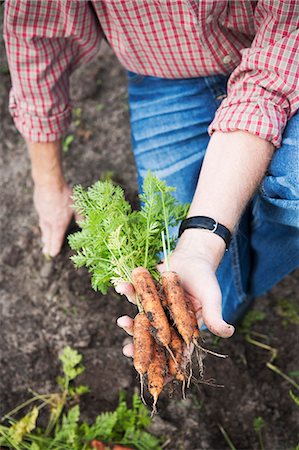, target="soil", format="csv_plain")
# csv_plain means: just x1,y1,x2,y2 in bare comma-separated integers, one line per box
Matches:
0,8,298,450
